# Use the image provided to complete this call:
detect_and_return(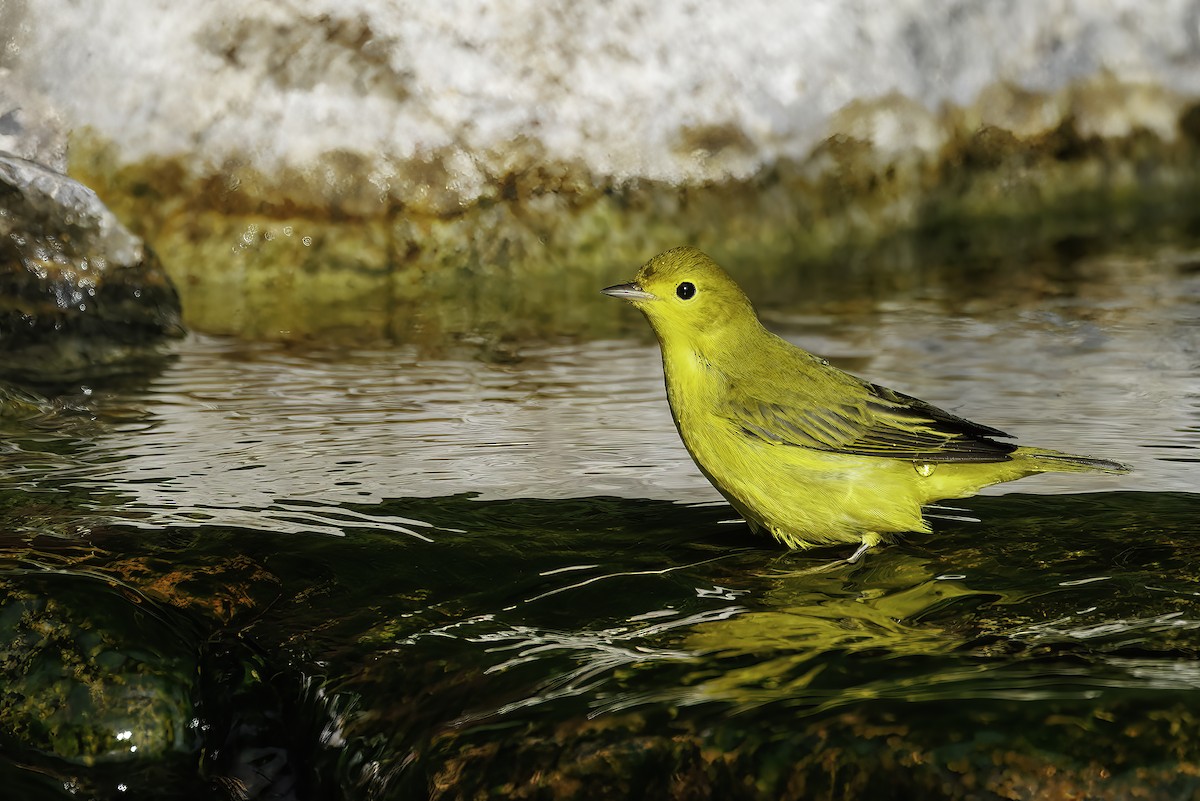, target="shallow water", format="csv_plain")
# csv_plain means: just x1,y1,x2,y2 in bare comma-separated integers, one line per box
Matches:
1,241,1198,799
